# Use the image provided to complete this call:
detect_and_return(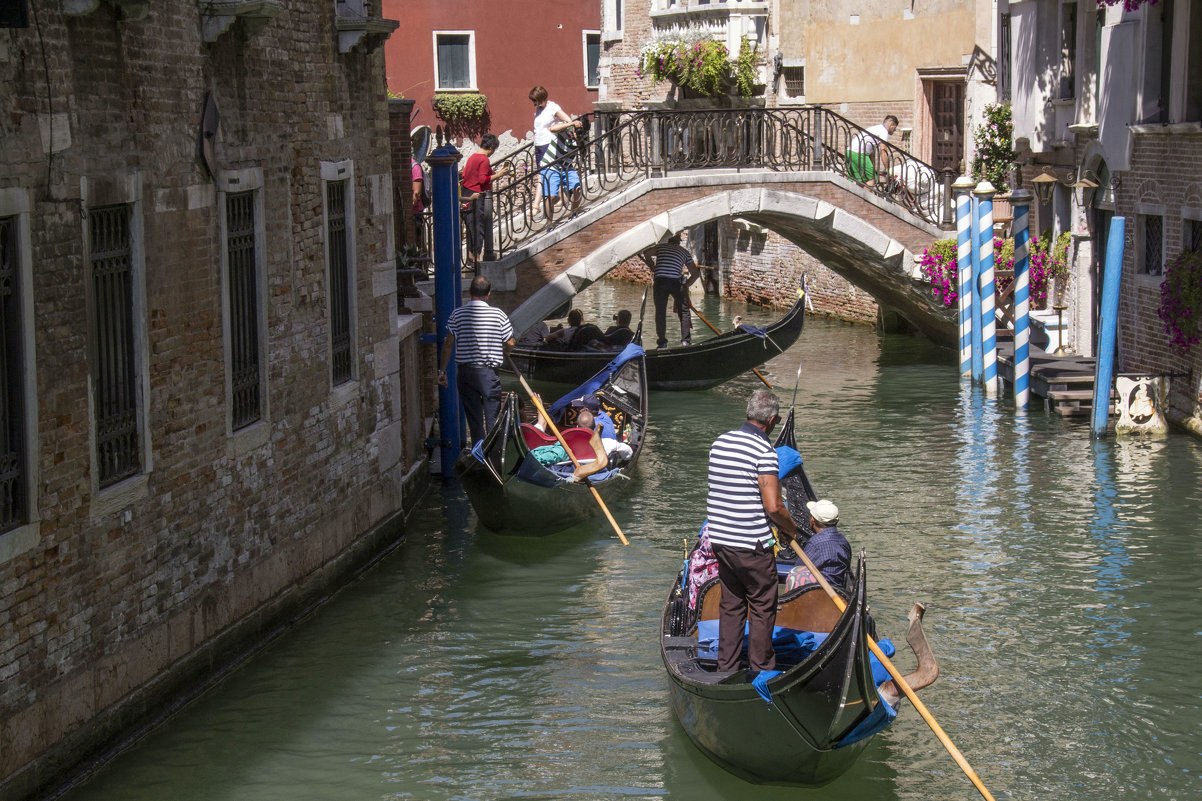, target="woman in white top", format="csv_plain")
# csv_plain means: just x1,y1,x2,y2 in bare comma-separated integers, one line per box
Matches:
530,85,583,216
